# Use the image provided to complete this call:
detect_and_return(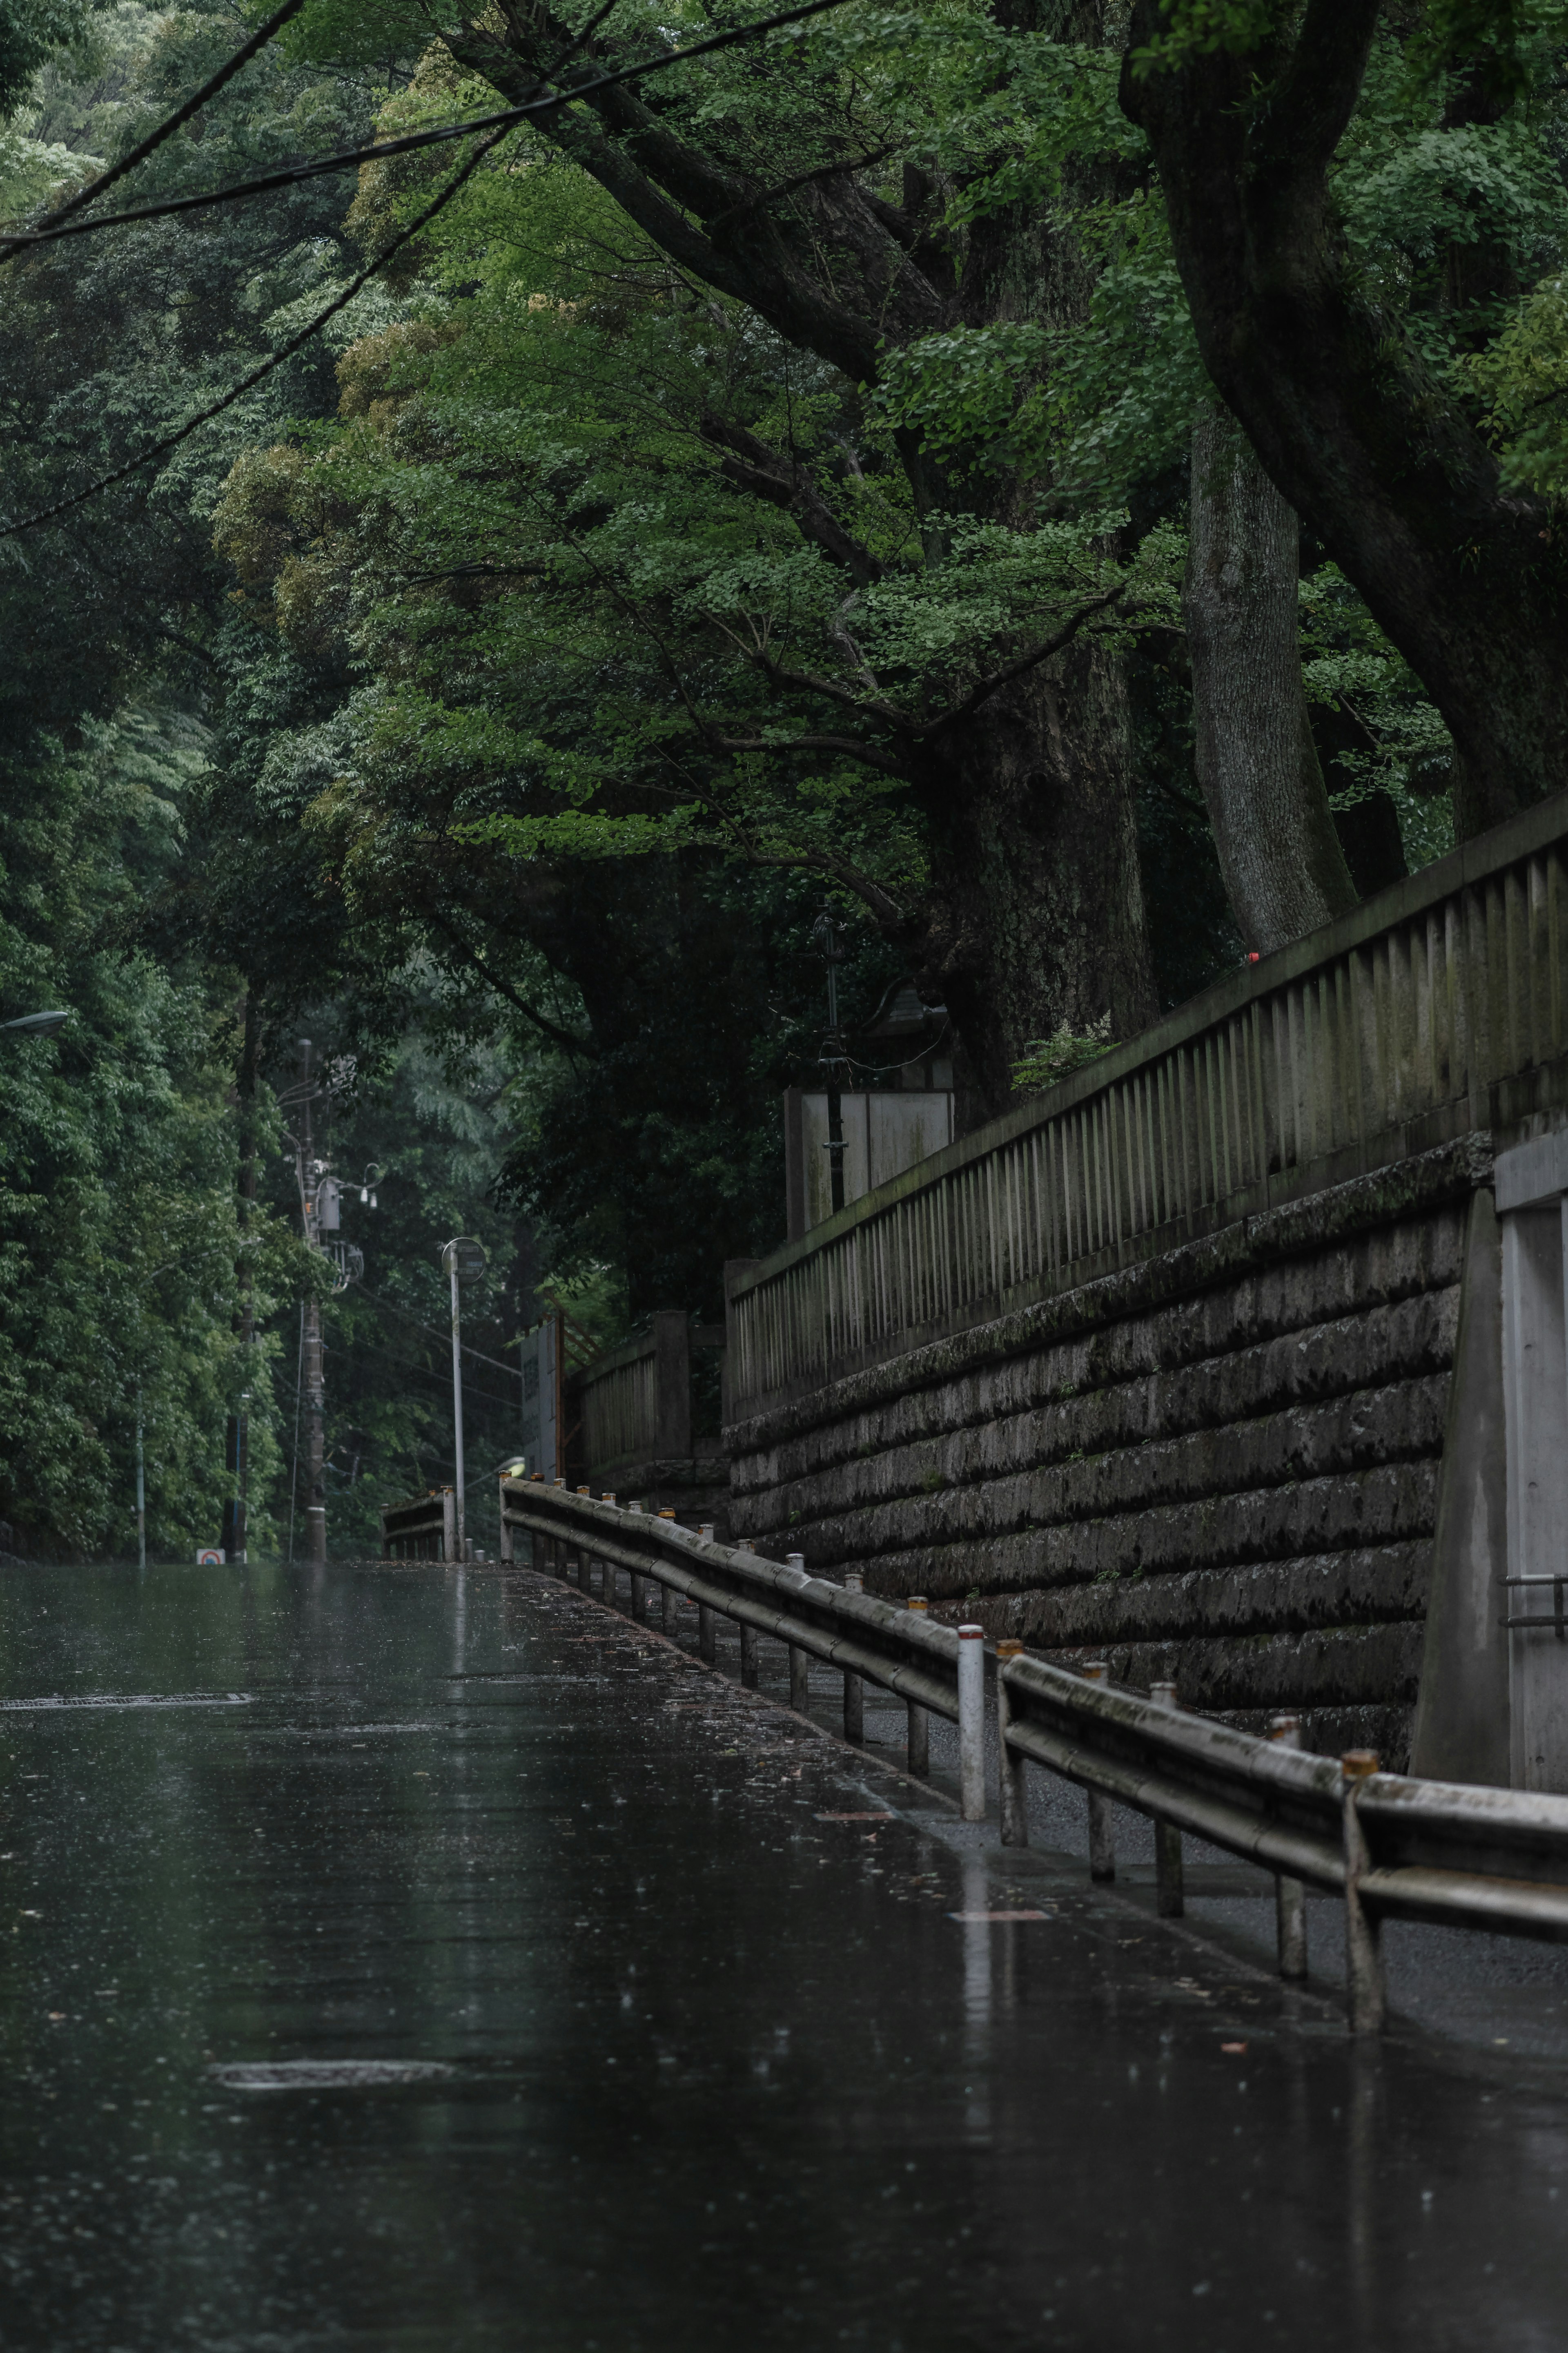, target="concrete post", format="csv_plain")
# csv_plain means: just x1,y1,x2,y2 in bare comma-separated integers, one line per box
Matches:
996,1639,1028,1845
1270,1714,1308,1977
958,1624,986,1822
1149,1680,1184,1917
843,1570,865,1742
1082,1661,1115,1881
1341,1750,1385,2035
906,1597,930,1774
441,1488,457,1569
